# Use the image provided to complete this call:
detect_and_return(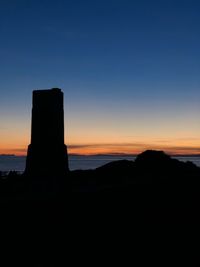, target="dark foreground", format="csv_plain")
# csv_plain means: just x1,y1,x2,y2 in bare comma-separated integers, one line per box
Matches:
1,150,200,227
1,151,200,265
1,150,200,213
